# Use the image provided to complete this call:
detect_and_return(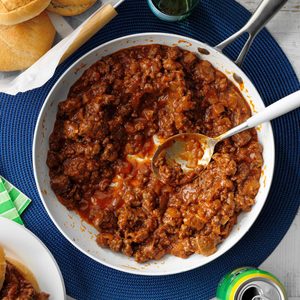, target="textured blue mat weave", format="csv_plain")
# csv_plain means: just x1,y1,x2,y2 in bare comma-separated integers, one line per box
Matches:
0,0,299,299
